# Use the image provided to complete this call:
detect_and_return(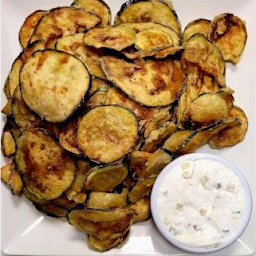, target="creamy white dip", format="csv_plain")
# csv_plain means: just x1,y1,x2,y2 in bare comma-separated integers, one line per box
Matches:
157,158,246,248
